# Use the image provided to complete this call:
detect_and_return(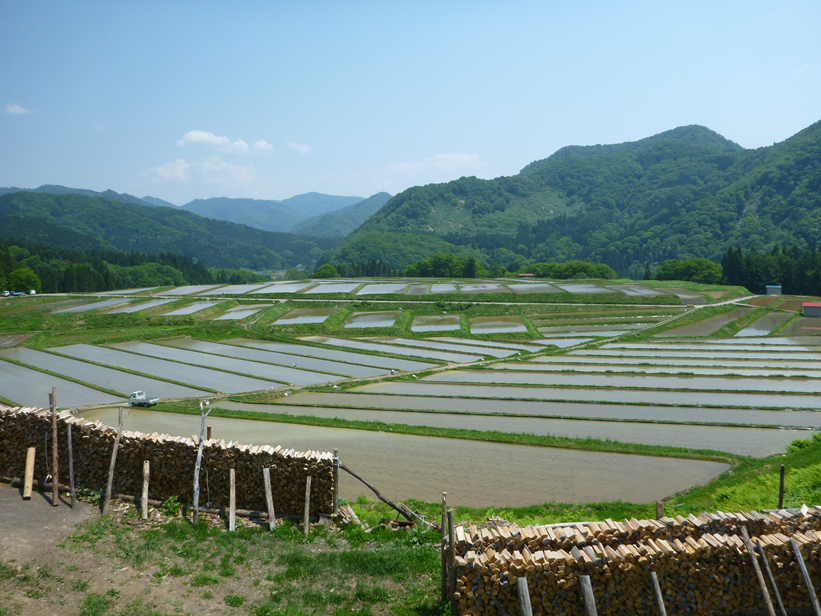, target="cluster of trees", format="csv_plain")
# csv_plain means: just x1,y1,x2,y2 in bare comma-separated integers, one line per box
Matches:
2,239,267,293
403,253,483,278
335,259,402,278
722,246,821,295
0,242,40,293
530,260,616,280
651,258,723,284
